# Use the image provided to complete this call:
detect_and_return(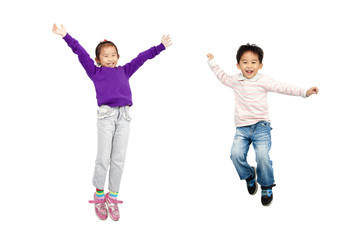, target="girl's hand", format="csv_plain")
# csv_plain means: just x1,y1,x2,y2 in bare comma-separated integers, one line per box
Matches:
161,34,172,48
52,24,67,38
207,53,214,60
306,87,319,97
